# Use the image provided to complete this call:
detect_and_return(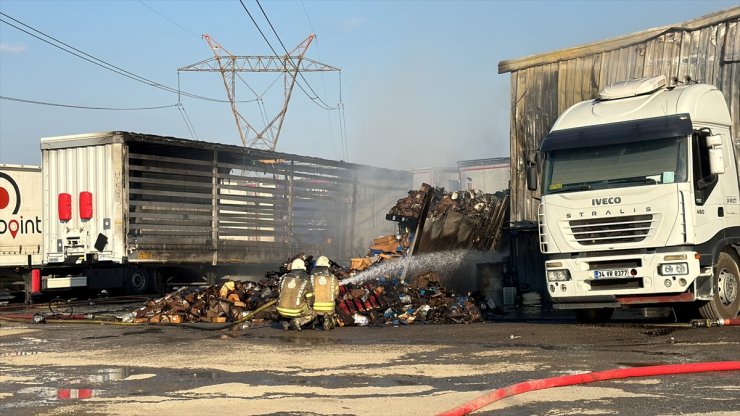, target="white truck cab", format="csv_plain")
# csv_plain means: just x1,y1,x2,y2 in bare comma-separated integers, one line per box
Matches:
531,75,740,322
